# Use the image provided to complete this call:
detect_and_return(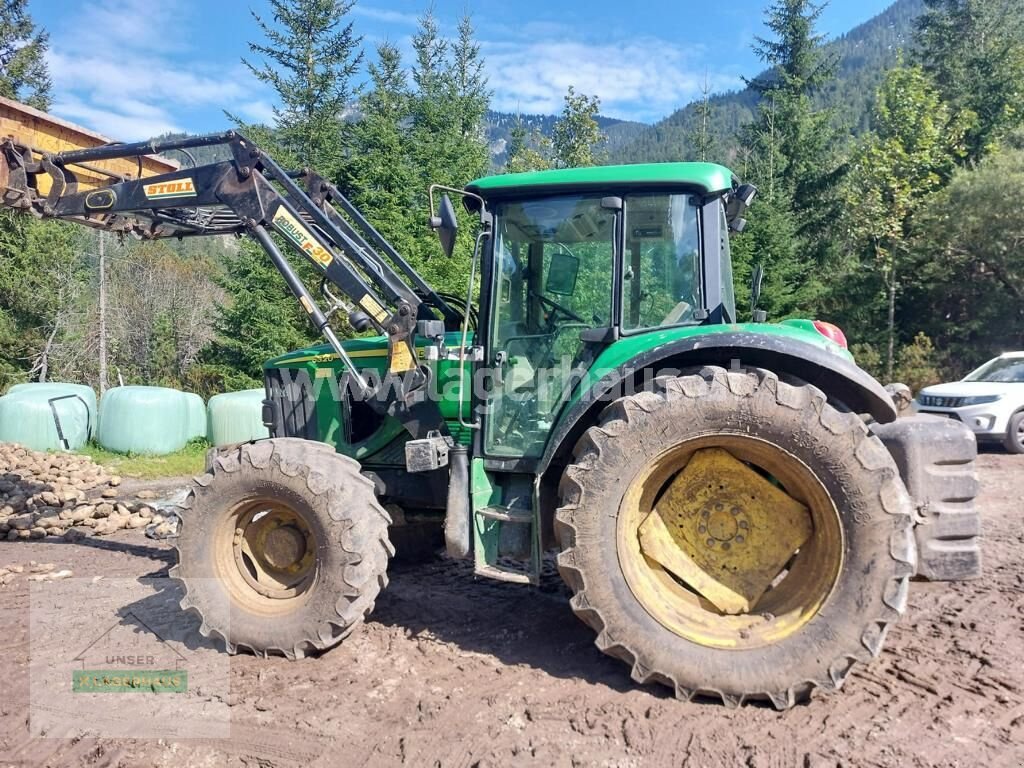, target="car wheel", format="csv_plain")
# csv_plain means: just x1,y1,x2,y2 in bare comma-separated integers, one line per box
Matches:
1003,411,1024,454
